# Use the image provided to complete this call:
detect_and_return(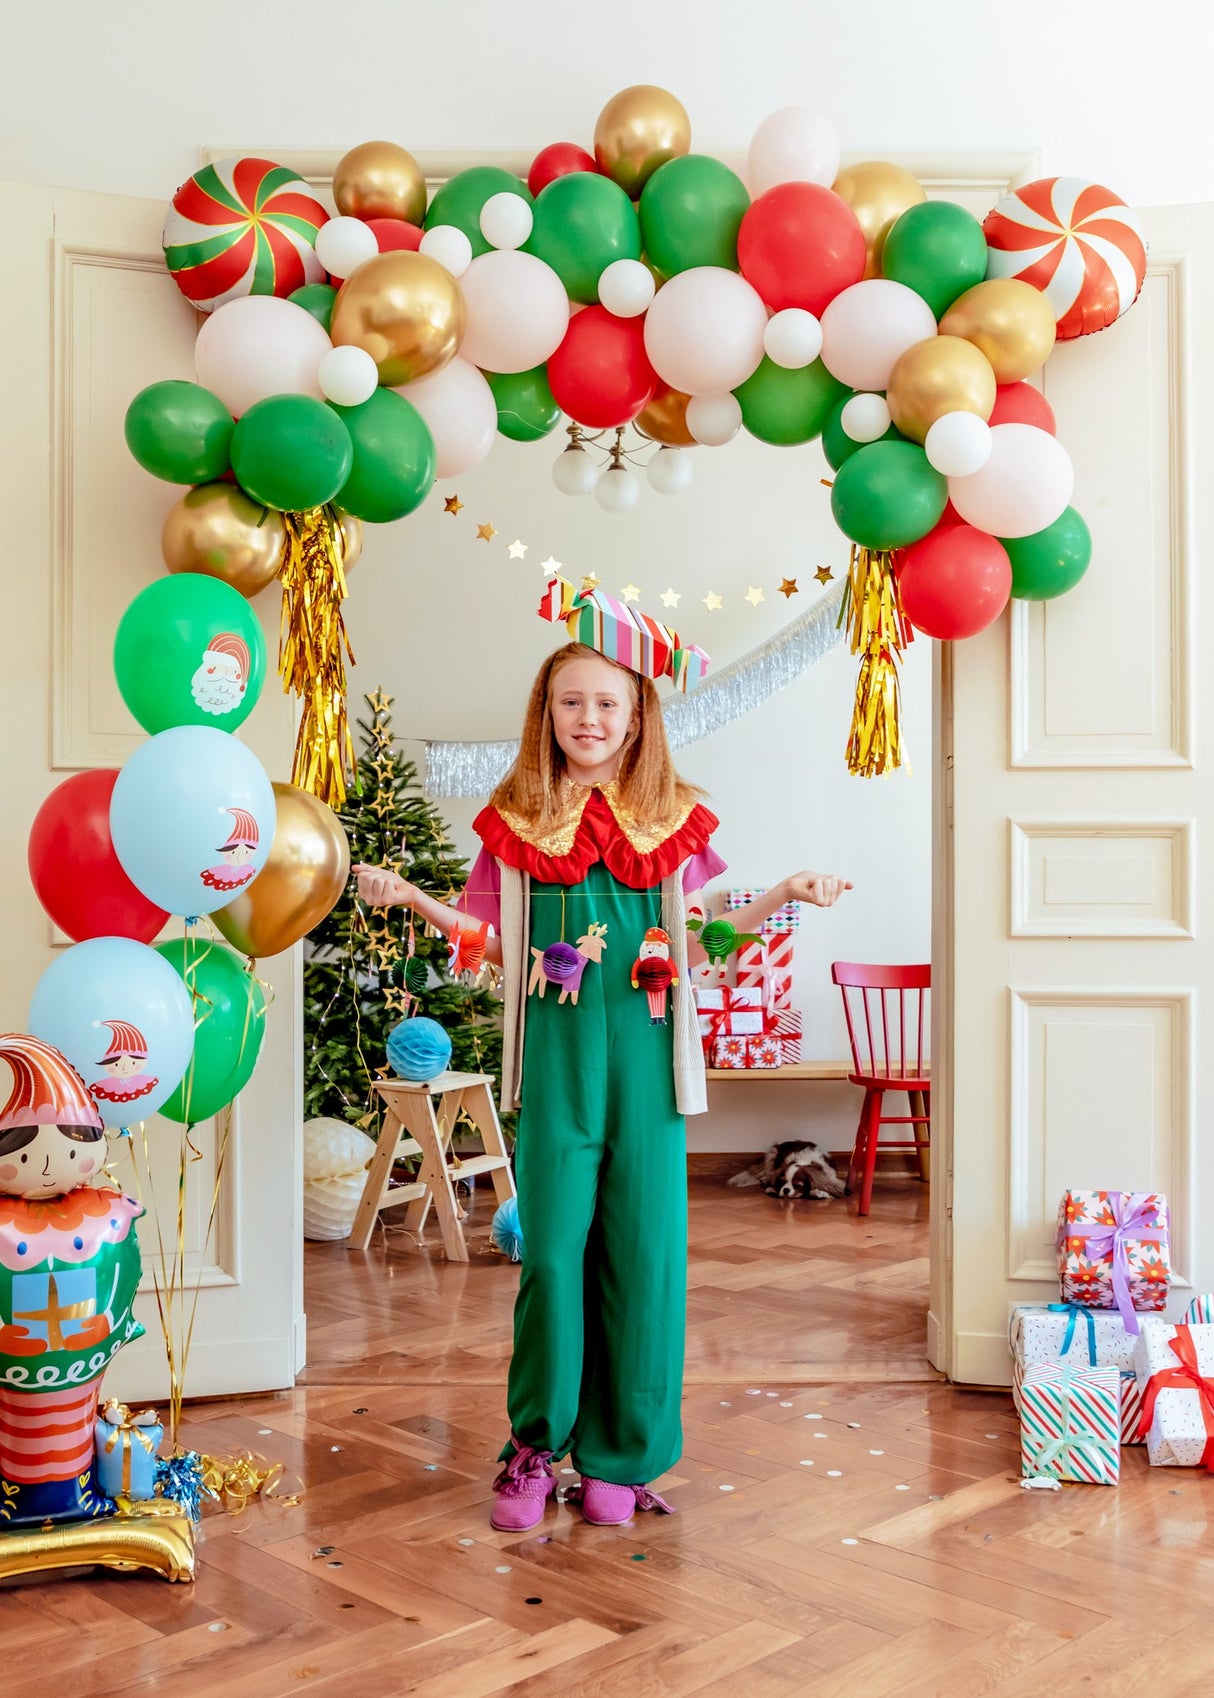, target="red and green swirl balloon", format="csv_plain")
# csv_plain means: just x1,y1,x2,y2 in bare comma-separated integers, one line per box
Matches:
162,155,330,312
